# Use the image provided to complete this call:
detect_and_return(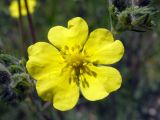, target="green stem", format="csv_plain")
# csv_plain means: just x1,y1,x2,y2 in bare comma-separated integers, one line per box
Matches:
18,0,25,55
18,0,22,25
108,0,114,34
24,0,36,43
131,0,136,21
